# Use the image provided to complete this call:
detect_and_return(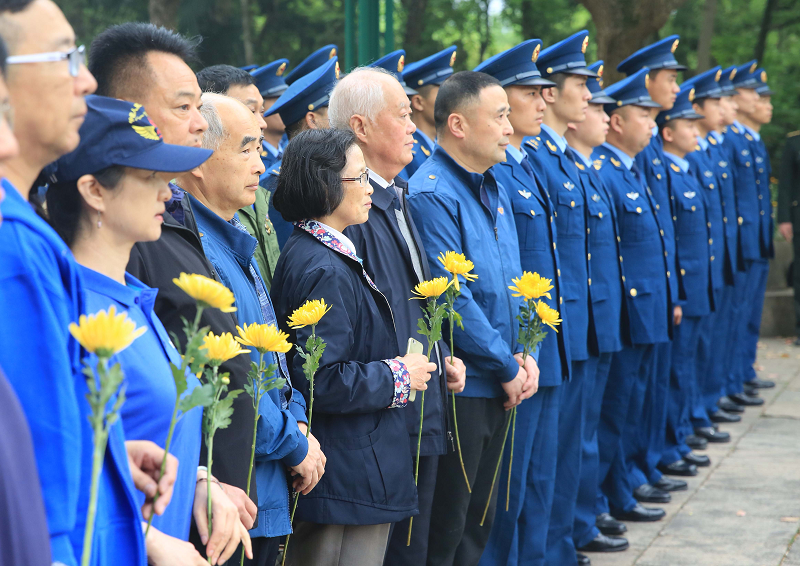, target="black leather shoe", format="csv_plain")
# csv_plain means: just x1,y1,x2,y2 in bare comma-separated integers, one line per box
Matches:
710,410,741,423
748,378,774,389
694,426,731,443
634,483,671,503
730,392,764,406
718,397,745,413
596,513,627,535
743,383,761,396
578,533,629,553
613,503,666,522
653,476,688,491
658,459,698,476
577,552,591,565
683,451,711,467
686,434,708,450
794,337,800,347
